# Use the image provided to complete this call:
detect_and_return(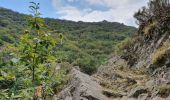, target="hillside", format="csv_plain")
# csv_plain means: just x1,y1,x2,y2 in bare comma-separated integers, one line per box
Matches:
55,0,170,100
0,7,136,74
2,0,170,99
